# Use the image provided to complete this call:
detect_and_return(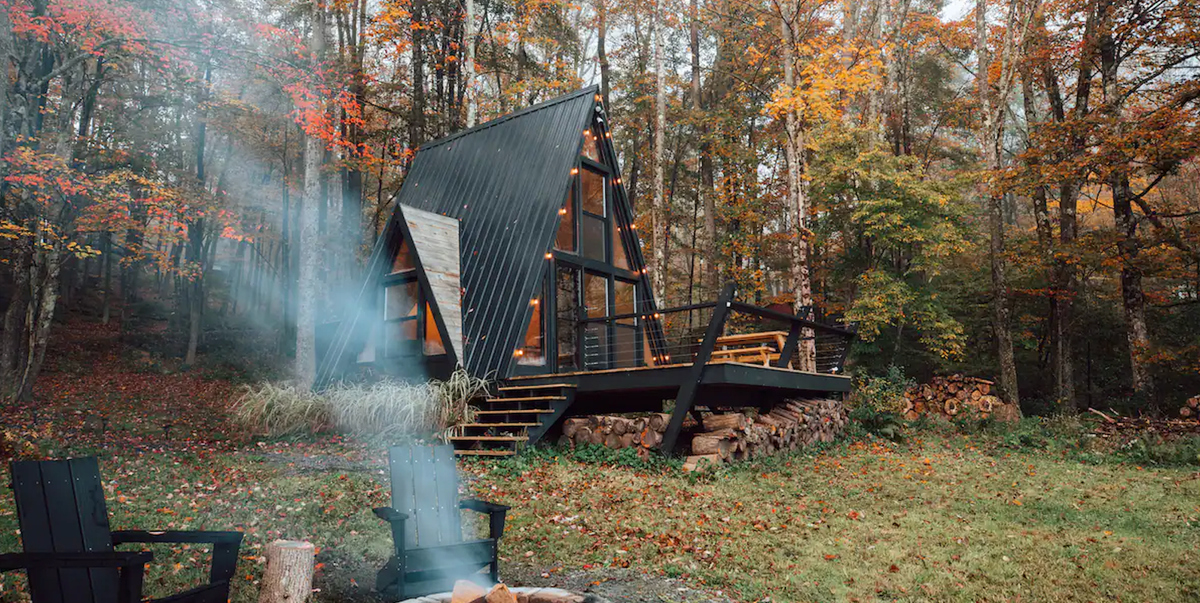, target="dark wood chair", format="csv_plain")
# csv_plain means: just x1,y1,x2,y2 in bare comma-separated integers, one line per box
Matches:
373,444,510,598
0,457,243,603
